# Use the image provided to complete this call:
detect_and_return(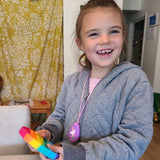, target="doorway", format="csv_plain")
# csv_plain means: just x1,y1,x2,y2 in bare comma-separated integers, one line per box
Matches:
131,19,144,66
122,11,147,67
